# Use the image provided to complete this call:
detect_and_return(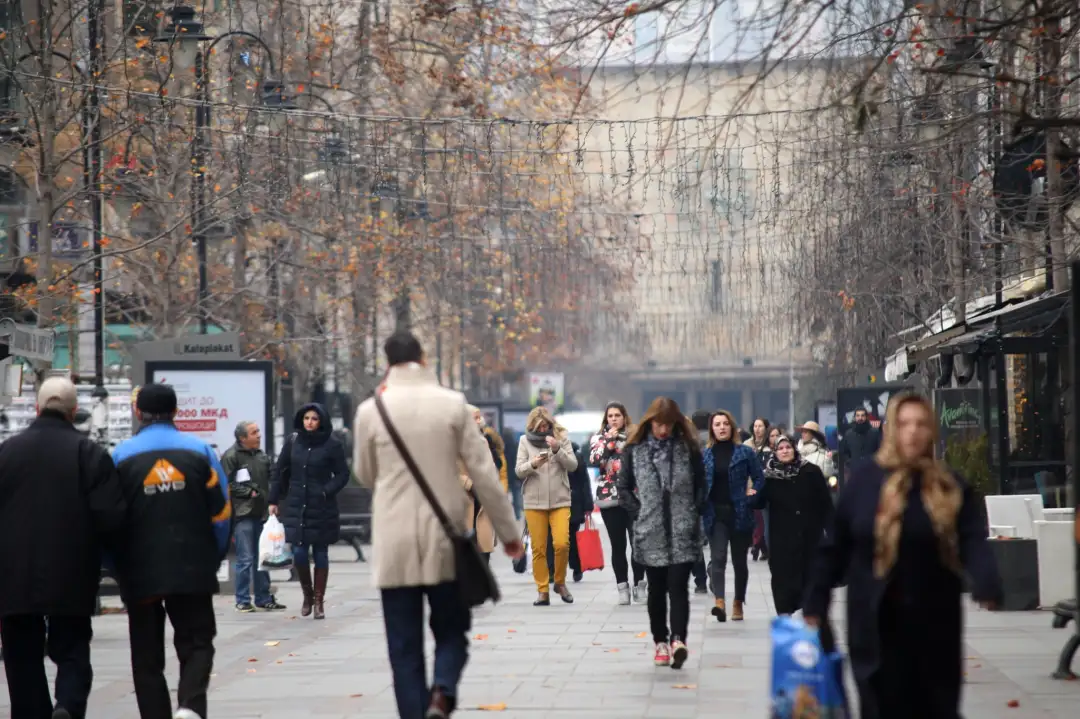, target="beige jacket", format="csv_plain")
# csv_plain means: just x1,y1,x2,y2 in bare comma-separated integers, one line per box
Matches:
354,363,519,588
515,434,577,510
